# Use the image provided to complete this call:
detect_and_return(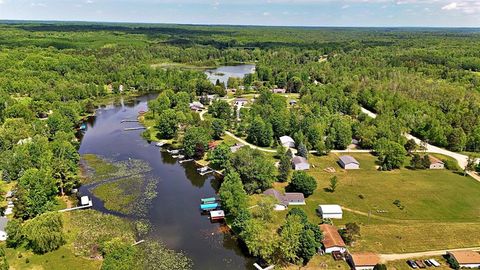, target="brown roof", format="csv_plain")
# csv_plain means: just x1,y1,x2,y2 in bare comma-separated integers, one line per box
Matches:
350,253,380,266
449,251,480,264
428,155,444,165
319,224,346,249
